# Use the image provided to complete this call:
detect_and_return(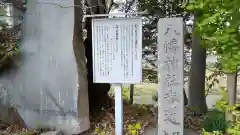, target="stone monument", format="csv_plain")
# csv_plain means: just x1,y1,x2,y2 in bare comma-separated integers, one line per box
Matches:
157,17,184,135
0,0,90,134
